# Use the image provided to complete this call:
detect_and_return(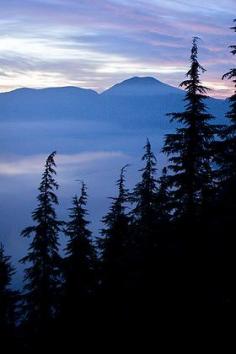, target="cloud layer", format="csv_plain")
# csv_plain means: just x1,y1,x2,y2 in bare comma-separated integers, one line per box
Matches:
0,151,126,176
0,0,235,97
